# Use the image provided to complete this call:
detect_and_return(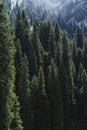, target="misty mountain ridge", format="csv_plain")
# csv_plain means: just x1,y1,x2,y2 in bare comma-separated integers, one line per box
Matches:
11,0,76,10
7,0,87,33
